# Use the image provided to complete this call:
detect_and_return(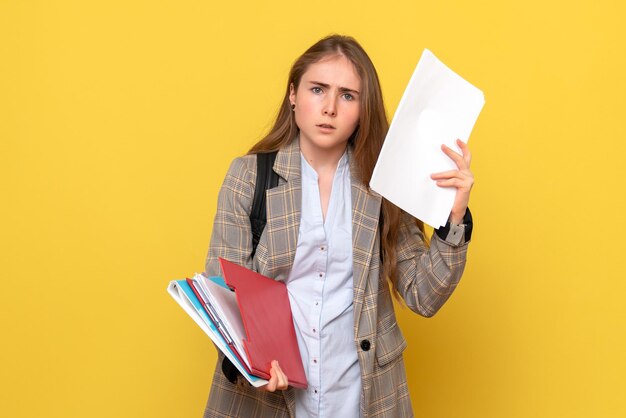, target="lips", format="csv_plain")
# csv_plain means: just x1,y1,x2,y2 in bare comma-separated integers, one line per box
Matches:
317,124,336,129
